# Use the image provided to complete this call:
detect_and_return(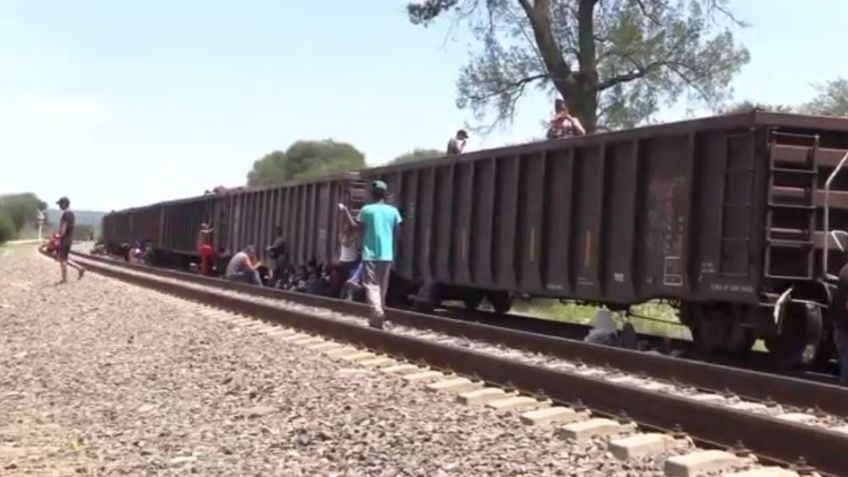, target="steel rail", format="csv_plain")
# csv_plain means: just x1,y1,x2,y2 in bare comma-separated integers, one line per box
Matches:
70,252,848,476
73,252,848,417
